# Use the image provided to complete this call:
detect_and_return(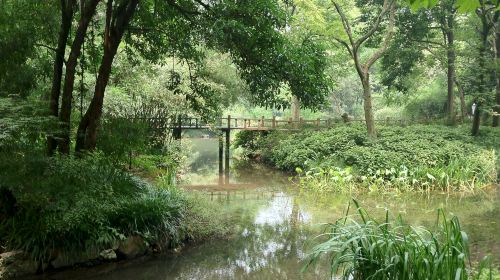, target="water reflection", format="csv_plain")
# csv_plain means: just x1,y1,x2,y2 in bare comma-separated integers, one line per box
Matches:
81,189,329,280
255,193,310,226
